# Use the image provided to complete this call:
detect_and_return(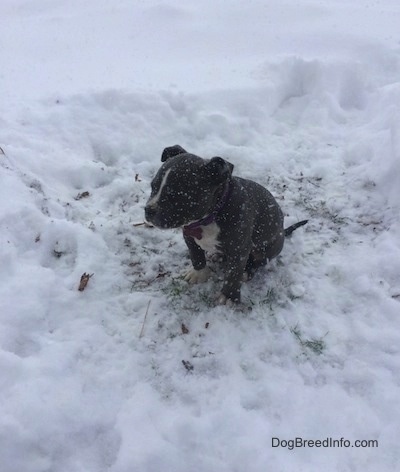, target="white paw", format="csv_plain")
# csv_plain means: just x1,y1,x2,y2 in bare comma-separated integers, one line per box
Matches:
215,293,234,307
184,266,212,284
215,293,249,311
